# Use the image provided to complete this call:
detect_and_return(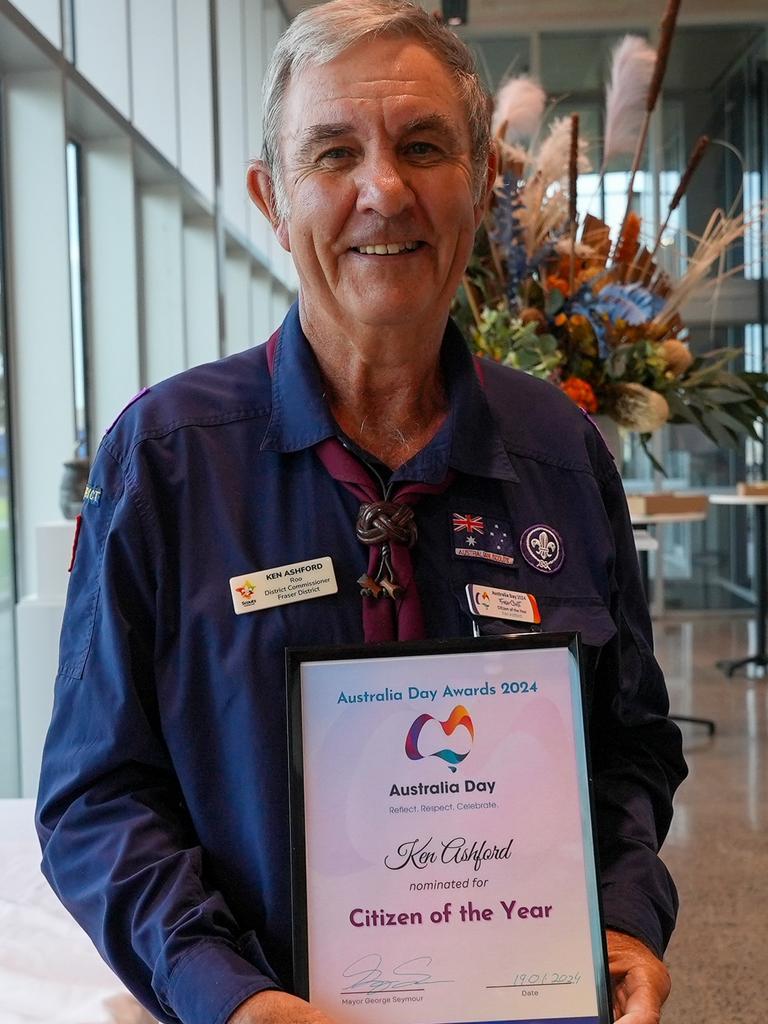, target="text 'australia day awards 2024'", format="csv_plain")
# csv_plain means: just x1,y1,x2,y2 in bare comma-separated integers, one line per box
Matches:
294,642,608,1024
